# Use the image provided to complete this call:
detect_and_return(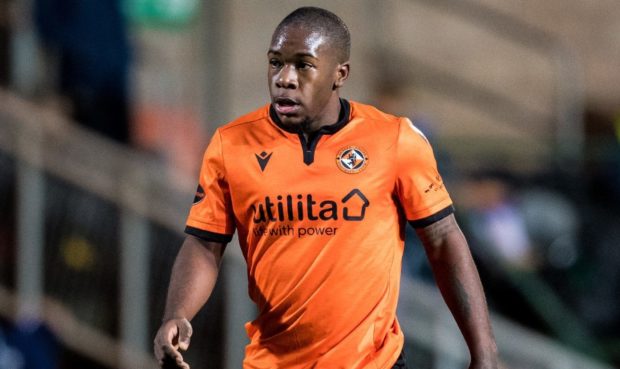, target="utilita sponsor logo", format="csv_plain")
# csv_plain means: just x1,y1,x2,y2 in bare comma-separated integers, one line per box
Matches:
251,189,369,223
